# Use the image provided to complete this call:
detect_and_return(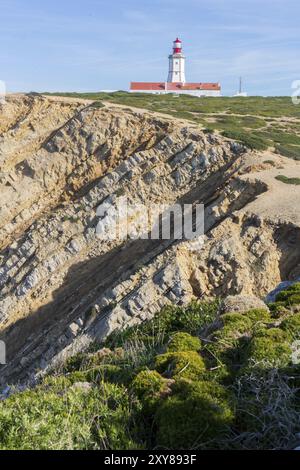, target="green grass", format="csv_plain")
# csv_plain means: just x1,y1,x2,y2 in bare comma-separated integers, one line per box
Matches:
275,144,300,160
221,130,270,150
1,289,300,450
43,92,300,118
275,175,300,185
256,129,300,145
